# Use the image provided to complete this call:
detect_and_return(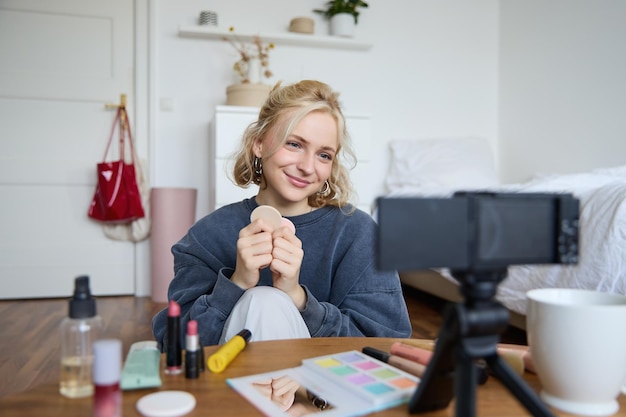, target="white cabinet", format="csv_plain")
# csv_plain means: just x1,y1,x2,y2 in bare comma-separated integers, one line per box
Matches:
210,105,374,213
